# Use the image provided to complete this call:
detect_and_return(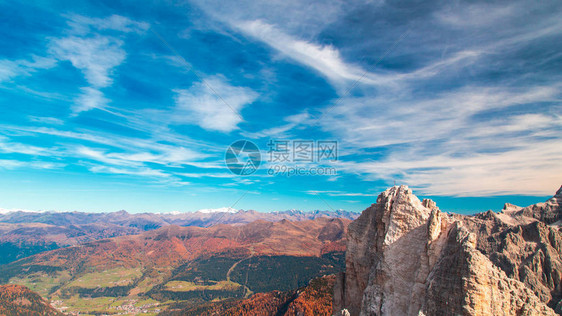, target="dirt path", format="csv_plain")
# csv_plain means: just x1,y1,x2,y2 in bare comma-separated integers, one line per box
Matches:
226,248,255,297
